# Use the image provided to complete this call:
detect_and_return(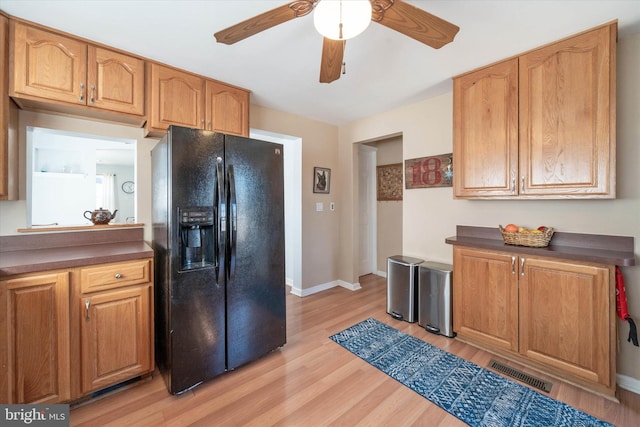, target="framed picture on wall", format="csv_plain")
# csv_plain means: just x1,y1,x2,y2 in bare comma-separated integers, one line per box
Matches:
313,167,331,194
377,163,403,201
